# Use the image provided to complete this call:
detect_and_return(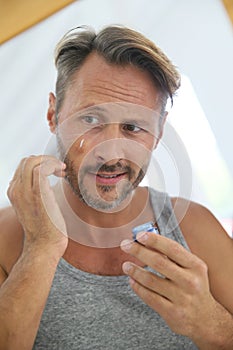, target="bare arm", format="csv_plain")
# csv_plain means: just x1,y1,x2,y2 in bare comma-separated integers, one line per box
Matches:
0,156,67,350
0,247,61,350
